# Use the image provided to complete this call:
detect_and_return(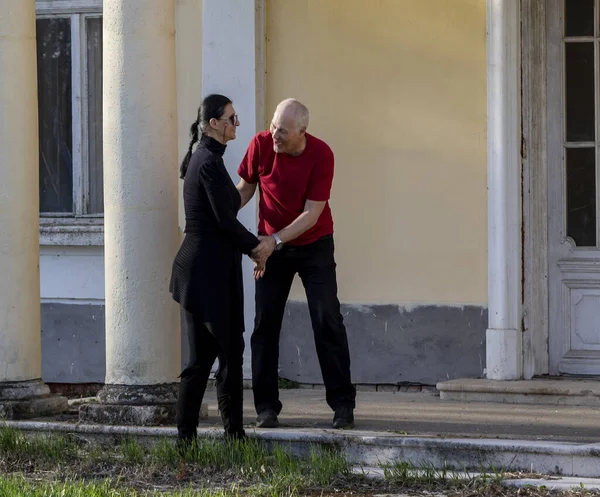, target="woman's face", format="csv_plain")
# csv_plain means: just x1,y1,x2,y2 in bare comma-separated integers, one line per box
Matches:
215,103,240,143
